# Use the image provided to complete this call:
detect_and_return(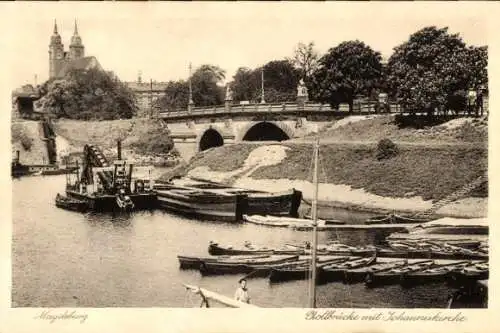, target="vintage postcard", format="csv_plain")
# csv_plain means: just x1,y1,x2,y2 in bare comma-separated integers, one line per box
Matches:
1,2,498,333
